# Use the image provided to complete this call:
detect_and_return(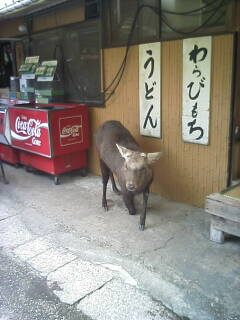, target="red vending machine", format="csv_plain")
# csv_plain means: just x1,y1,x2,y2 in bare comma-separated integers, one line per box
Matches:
8,103,89,184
